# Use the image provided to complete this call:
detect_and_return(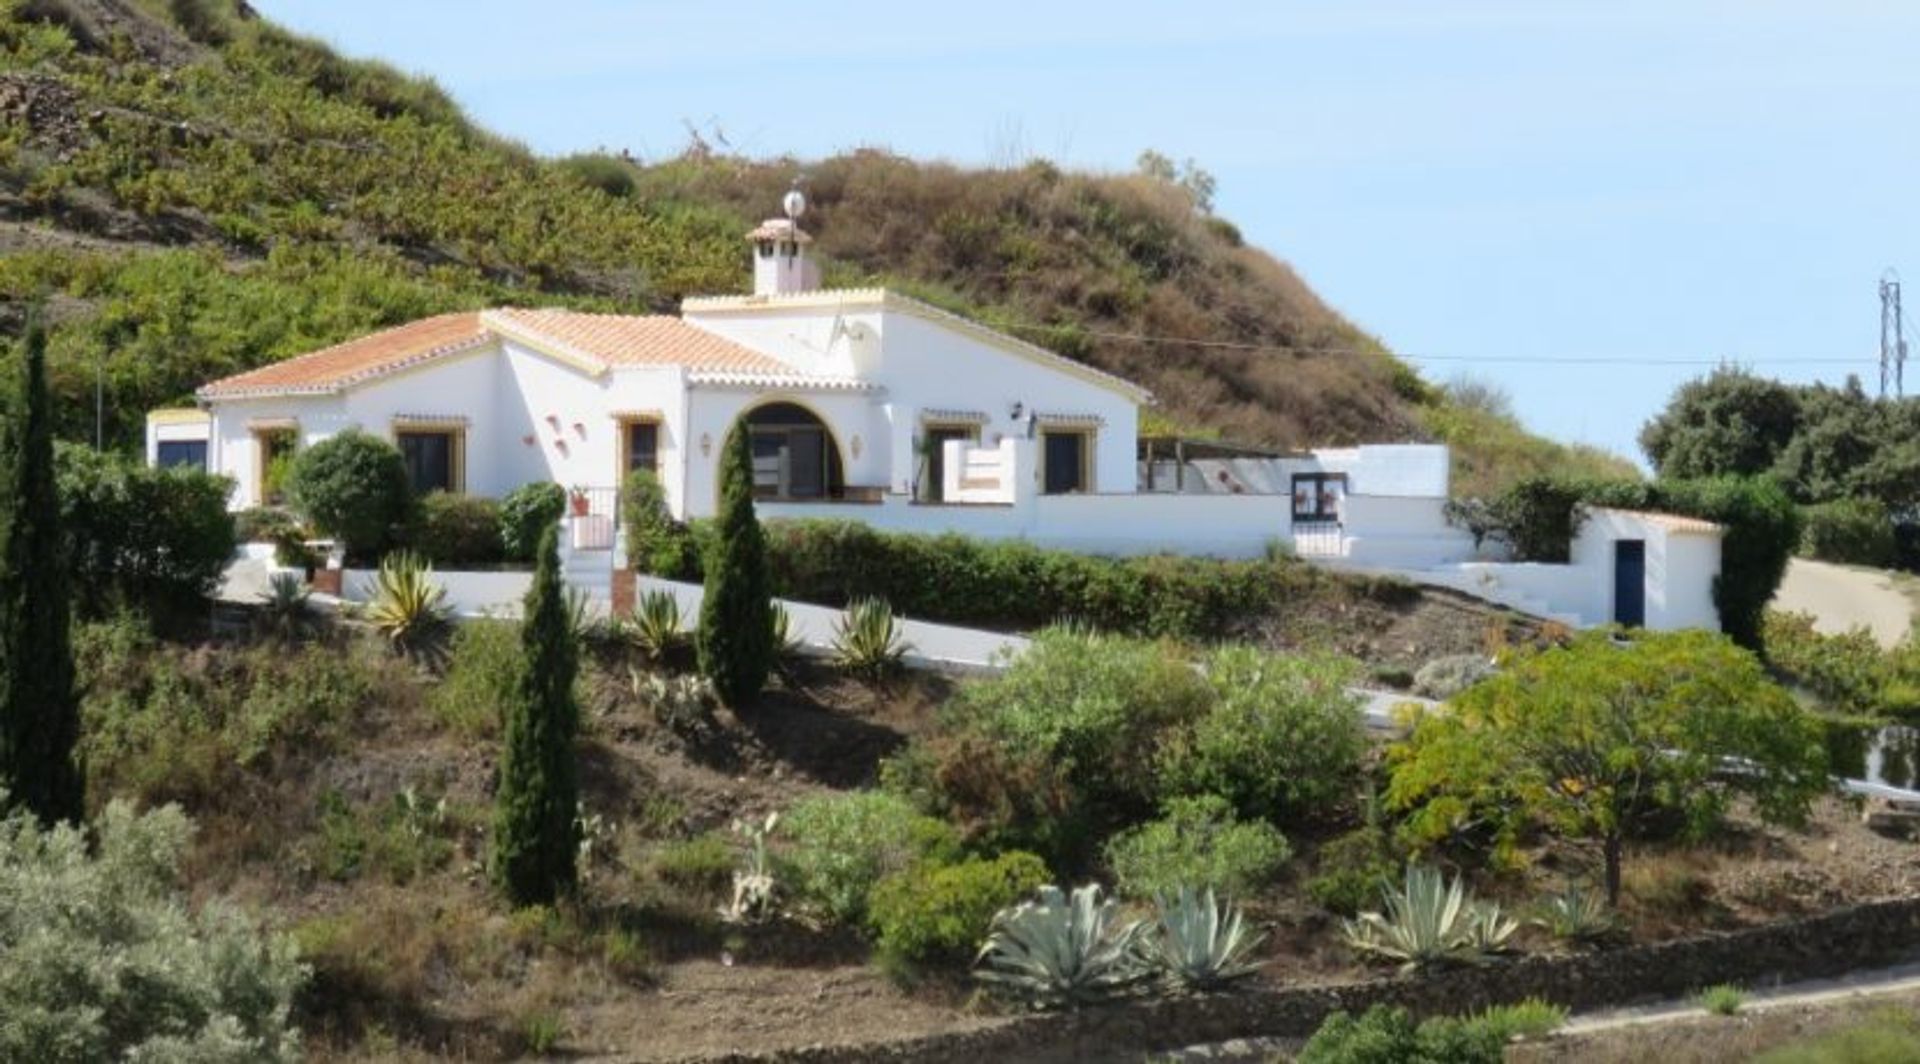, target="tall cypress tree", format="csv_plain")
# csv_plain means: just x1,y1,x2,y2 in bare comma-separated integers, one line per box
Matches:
0,322,82,824
491,524,580,906
698,425,773,706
